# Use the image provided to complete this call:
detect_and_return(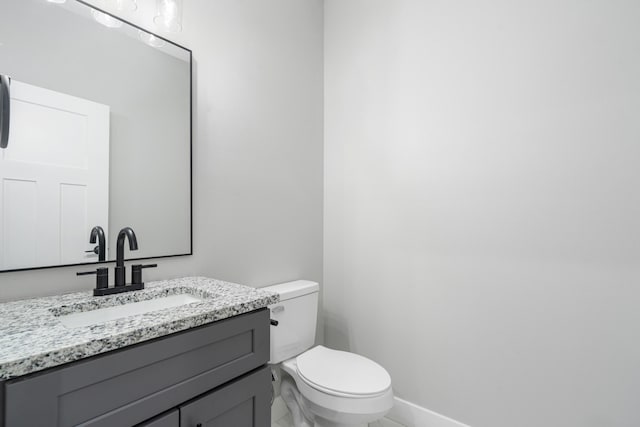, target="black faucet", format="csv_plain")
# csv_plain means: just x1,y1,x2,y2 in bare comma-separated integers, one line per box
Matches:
88,226,106,262
115,227,138,287
78,226,157,296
